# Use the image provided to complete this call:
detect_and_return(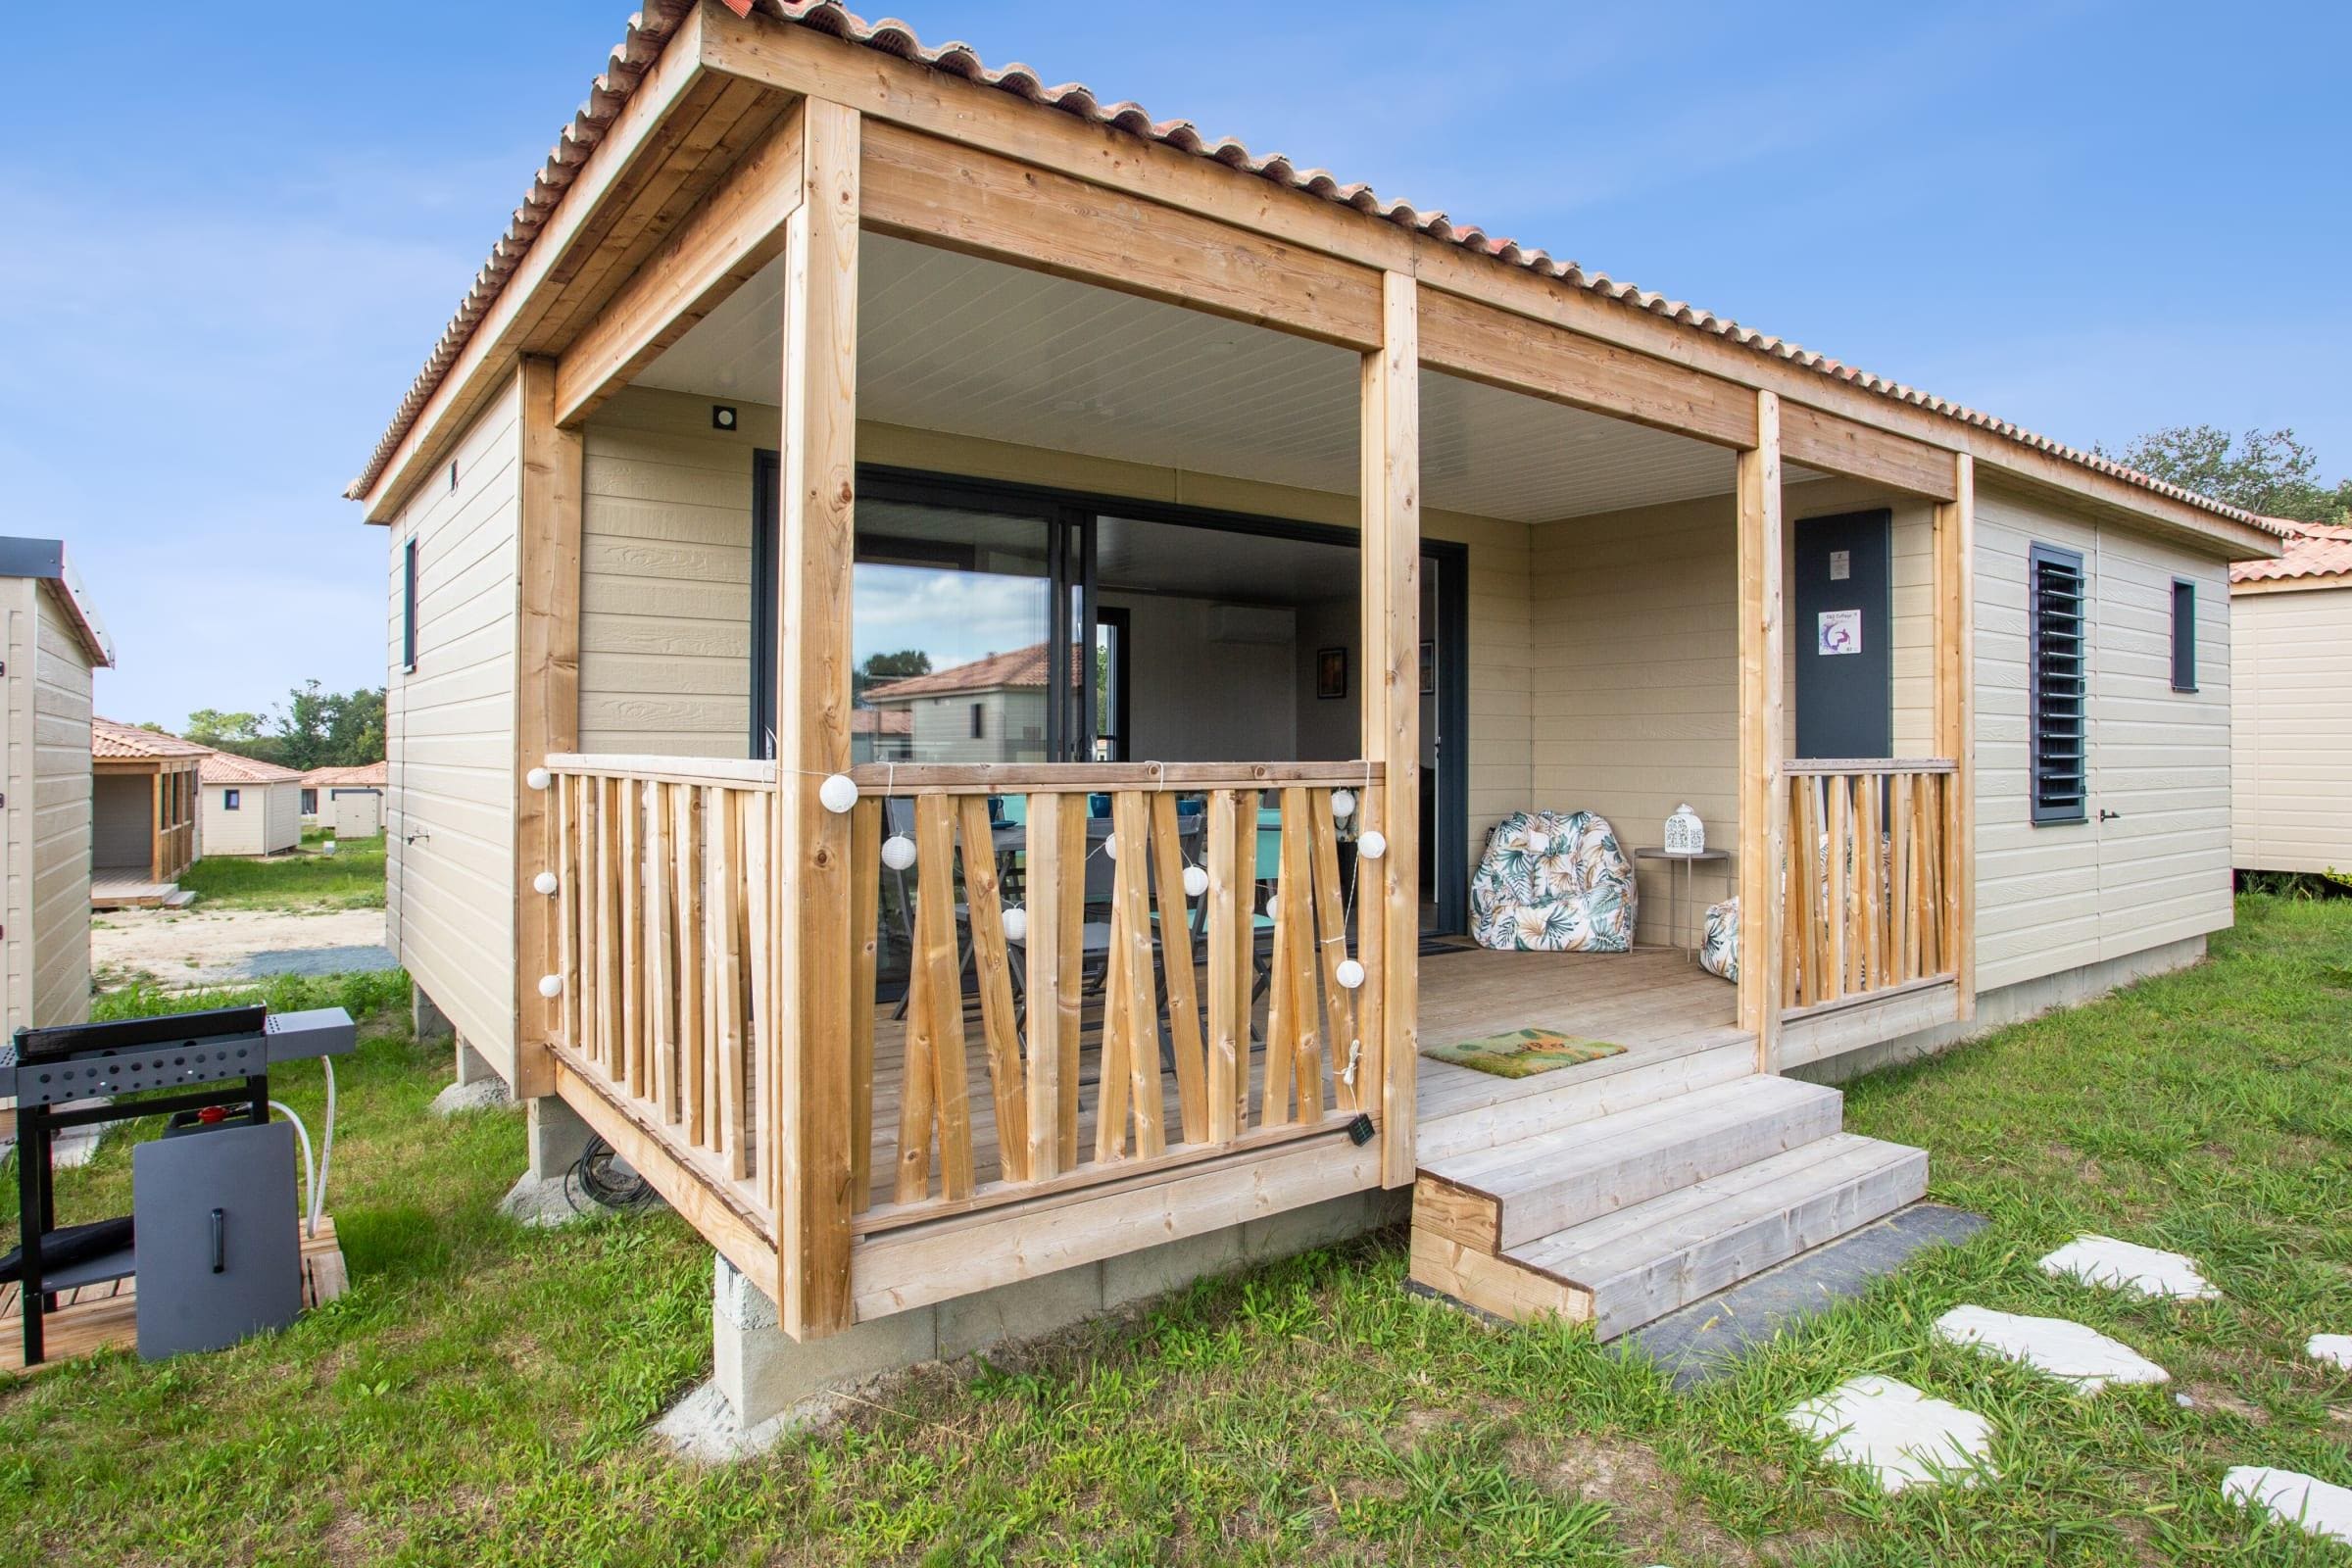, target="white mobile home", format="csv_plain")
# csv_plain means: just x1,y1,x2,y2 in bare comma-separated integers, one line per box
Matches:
1,538,114,1043
197,751,304,858
2231,519,2352,876
347,3,2281,1428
